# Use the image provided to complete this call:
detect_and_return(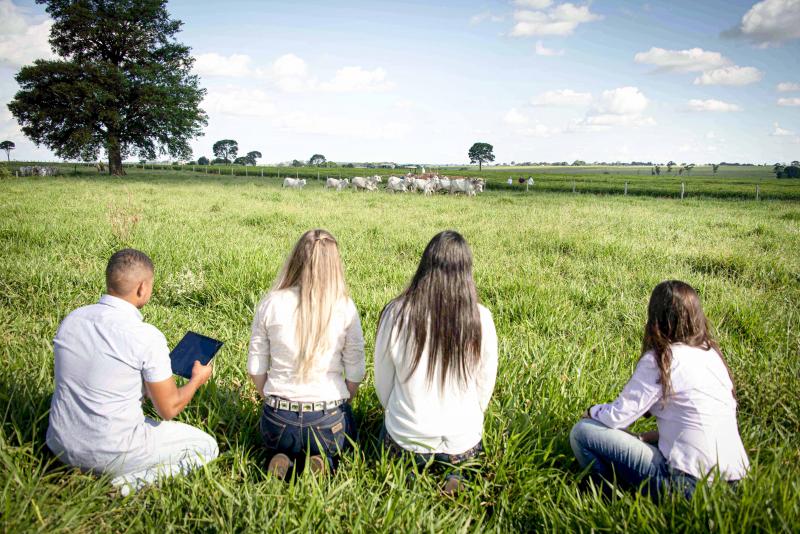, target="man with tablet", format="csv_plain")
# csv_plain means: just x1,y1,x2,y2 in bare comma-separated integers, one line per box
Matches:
46,249,219,495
